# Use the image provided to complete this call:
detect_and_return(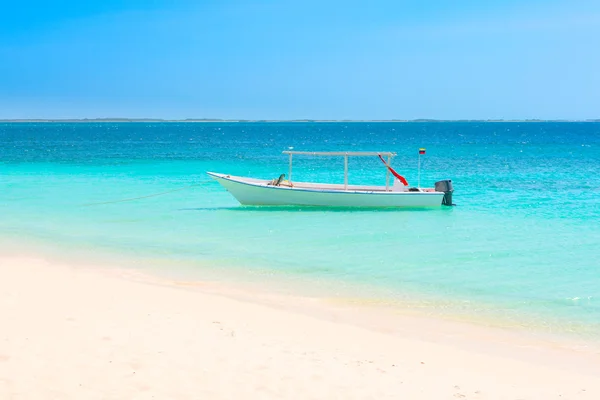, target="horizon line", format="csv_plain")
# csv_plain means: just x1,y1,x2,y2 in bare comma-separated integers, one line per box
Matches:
1,118,600,123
